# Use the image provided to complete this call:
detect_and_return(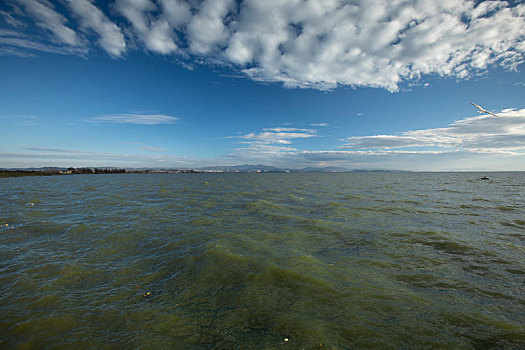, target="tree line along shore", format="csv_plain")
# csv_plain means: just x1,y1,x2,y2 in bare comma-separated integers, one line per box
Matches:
0,168,207,178
2,168,126,178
